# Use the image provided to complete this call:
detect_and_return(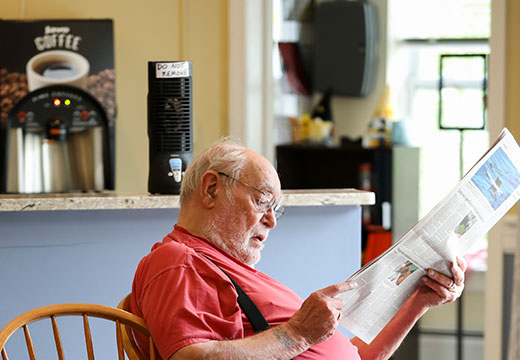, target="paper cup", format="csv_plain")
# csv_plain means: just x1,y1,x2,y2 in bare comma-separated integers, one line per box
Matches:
26,50,90,91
